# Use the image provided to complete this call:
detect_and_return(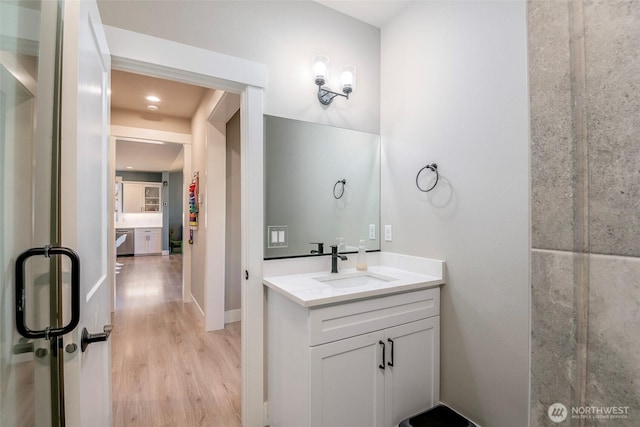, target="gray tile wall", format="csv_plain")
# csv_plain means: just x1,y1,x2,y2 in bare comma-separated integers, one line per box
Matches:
529,1,640,425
